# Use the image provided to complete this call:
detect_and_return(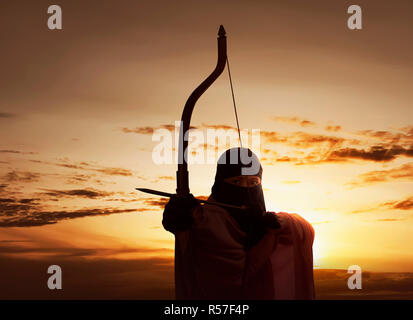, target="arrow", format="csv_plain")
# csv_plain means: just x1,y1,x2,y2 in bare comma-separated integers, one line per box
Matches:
136,188,246,211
